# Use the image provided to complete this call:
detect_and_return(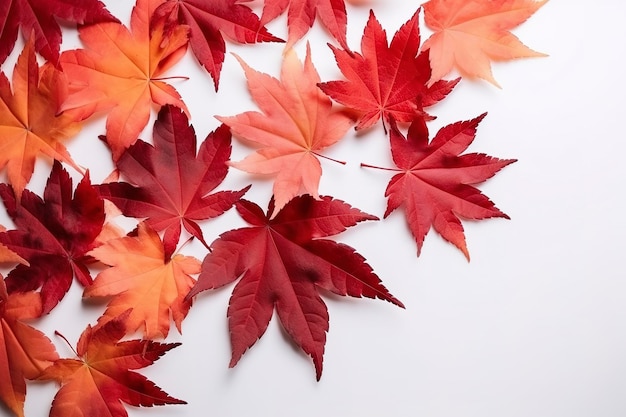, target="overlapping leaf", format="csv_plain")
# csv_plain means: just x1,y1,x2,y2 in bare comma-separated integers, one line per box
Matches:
85,222,201,339
0,161,105,314
422,0,548,86
59,0,189,160
218,46,354,213
188,195,404,379
96,105,248,258
260,0,349,49
0,0,117,65
0,38,83,199
152,0,282,89
374,115,515,259
40,311,185,417
319,10,459,131
0,278,58,417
